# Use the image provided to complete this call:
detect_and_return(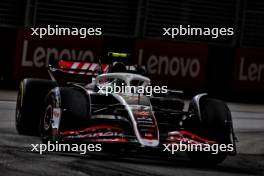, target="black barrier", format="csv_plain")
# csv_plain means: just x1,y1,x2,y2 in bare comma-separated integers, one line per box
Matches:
0,27,17,88
206,46,235,99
